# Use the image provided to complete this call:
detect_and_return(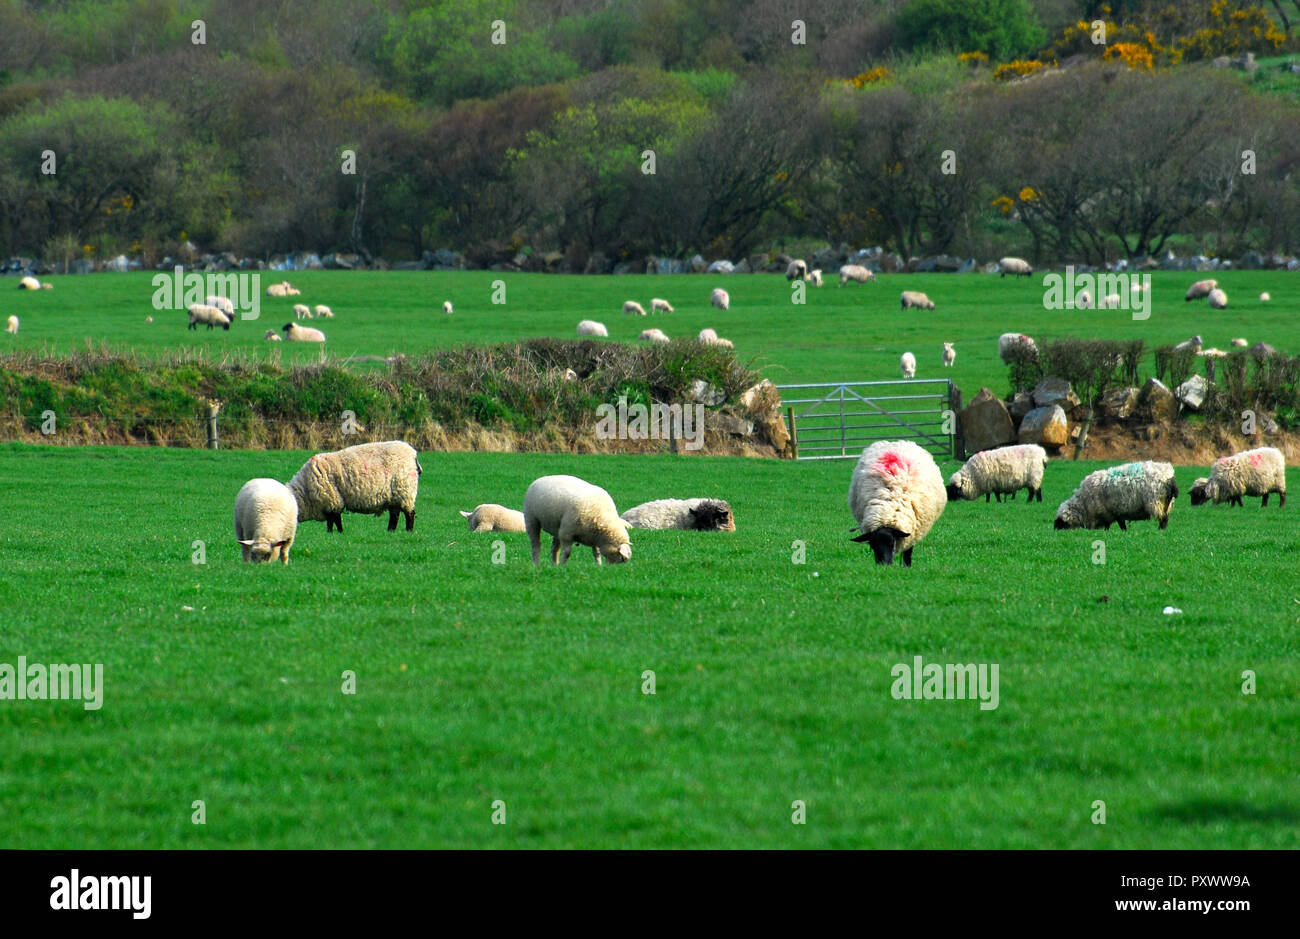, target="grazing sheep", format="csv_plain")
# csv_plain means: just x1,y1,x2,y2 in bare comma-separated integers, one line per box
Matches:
710,288,730,311
187,304,231,331
998,332,1038,363
900,290,935,311
233,478,298,564
785,259,809,281
1185,279,1217,301
293,303,313,320
809,269,823,287
1054,461,1177,531
621,498,735,531
838,264,875,286
1231,337,1248,347
443,300,453,314
848,439,947,566
206,295,235,319
998,257,1033,278
282,322,325,342
622,300,648,316
287,440,421,533
1189,447,1285,508
639,328,670,343
651,298,674,313
946,444,1047,504
1207,288,1228,309
942,342,955,367
698,328,719,343
900,352,916,379
1075,289,1093,309
1259,292,1270,302
264,329,282,341
460,504,527,532
577,319,608,337
524,475,631,566
313,305,334,318
18,275,40,290
5,315,17,334
1173,334,1203,354
1098,293,1121,308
